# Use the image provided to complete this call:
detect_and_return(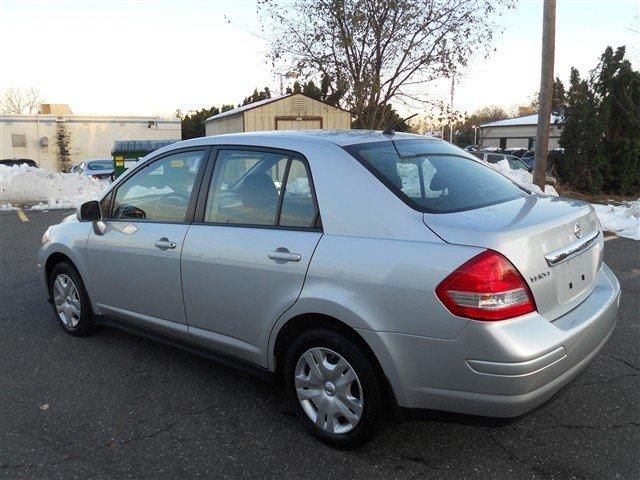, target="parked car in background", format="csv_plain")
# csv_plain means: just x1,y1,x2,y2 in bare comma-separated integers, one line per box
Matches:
71,159,114,179
474,151,557,185
472,151,531,171
521,150,536,168
39,131,619,449
1,159,38,168
502,148,527,158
